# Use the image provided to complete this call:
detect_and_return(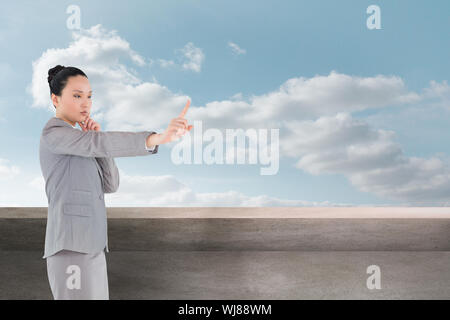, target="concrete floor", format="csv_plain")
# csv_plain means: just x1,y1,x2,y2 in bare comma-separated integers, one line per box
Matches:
1,250,449,299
